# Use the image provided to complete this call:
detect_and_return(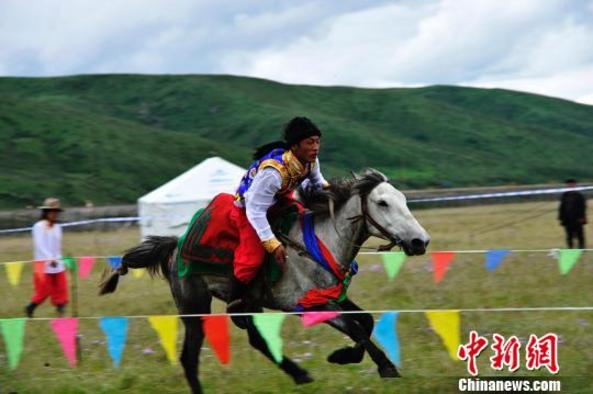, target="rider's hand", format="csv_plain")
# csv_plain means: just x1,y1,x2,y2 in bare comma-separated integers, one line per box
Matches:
273,245,288,270
50,260,58,268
